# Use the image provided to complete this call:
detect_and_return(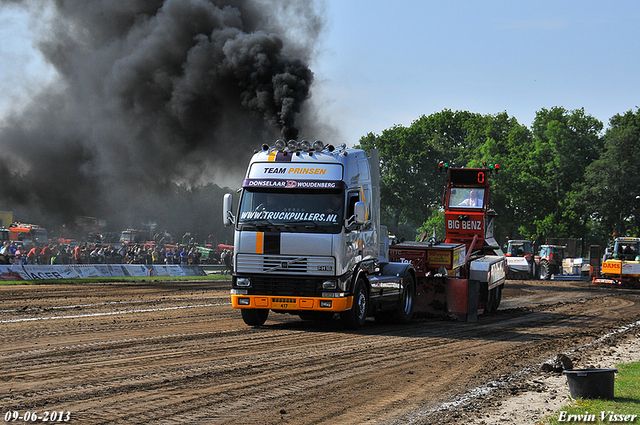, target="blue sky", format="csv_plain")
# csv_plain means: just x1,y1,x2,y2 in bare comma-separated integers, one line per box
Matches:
1,1,639,145
313,0,640,143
